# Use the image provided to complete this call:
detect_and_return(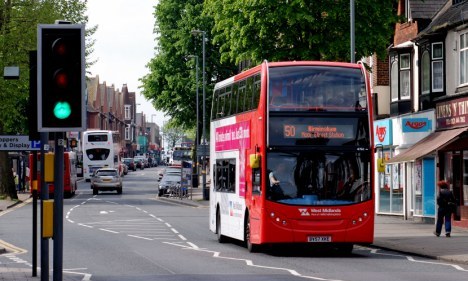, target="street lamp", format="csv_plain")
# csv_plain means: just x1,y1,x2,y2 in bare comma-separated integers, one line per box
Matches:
191,29,208,200
187,54,199,177
151,114,157,123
